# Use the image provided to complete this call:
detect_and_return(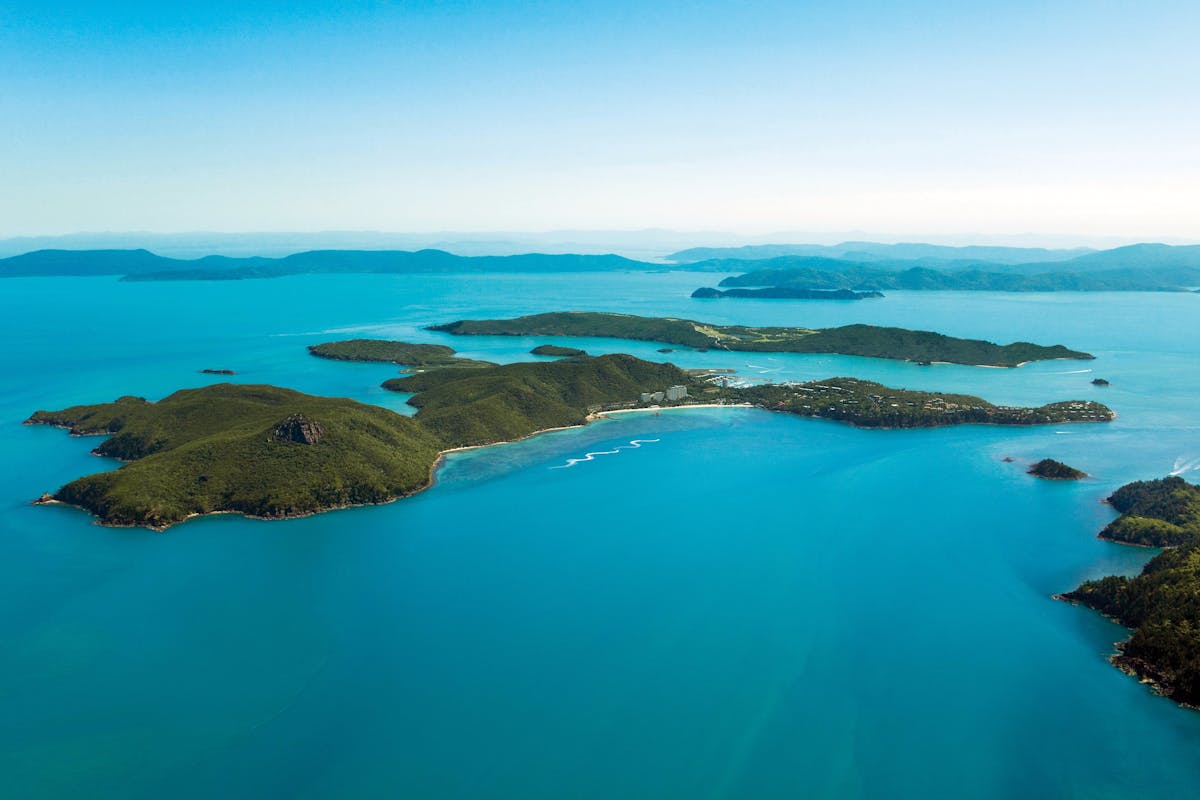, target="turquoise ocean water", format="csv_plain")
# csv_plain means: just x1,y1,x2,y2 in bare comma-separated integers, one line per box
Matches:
2,272,1199,798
